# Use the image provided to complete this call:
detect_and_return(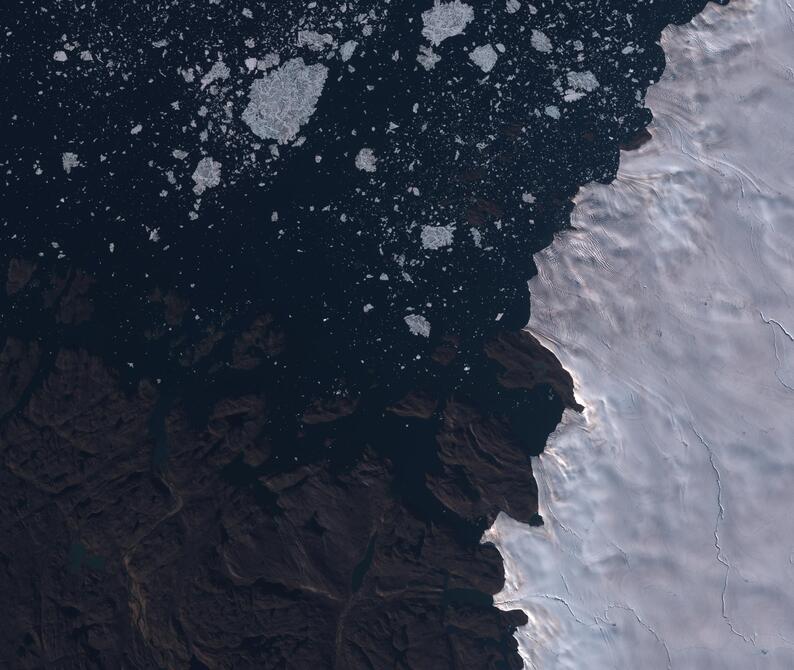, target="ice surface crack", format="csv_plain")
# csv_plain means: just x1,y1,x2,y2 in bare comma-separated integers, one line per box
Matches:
761,312,794,342
691,424,756,646
603,602,672,670
529,594,592,627
760,312,794,393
